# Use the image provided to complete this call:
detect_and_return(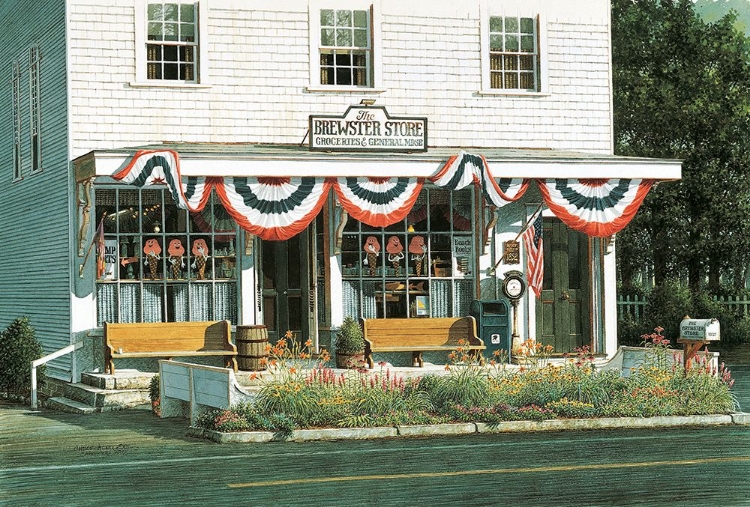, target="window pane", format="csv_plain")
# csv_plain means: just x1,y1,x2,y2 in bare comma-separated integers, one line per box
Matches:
148,22,163,41
354,10,368,27
355,67,366,86
320,51,333,65
164,63,179,80
163,3,178,21
148,62,162,79
519,55,534,70
320,9,334,26
335,52,351,66
505,34,519,52
504,73,518,88
164,45,178,61
505,17,518,33
490,34,502,51
504,55,517,70
148,4,163,21
490,54,501,71
490,16,502,32
353,28,367,48
336,10,352,27
352,52,367,66
336,67,352,85
521,35,534,53
336,28,352,47
180,45,194,63
180,3,195,22
181,23,195,42
164,22,178,41
520,17,535,34
520,72,535,89
147,44,162,60
321,28,334,46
